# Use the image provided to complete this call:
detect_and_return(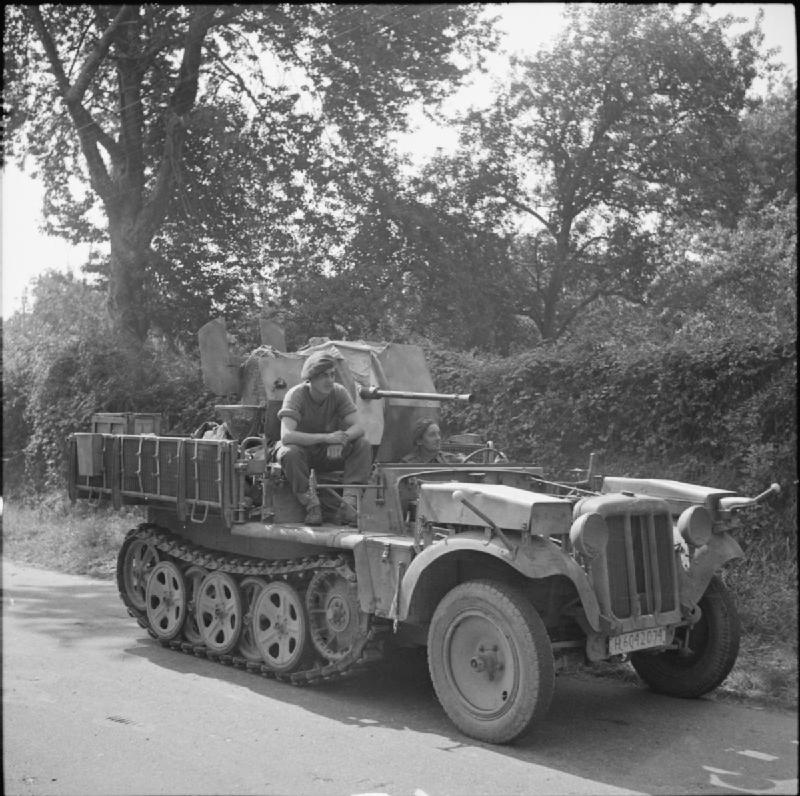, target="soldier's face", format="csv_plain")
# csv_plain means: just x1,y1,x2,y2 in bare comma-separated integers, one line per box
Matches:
420,423,441,452
309,367,336,396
